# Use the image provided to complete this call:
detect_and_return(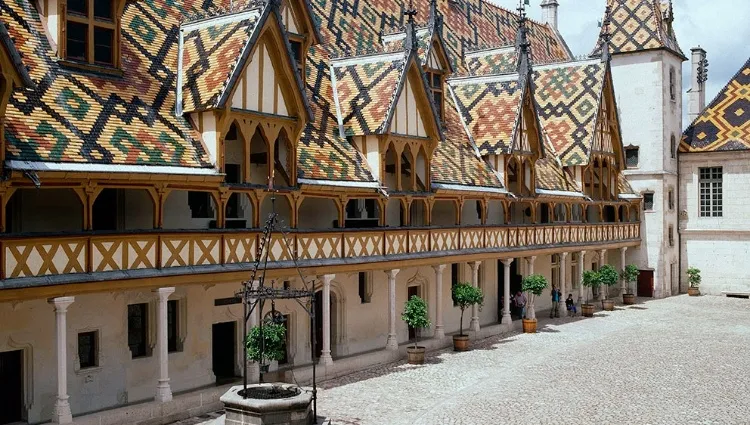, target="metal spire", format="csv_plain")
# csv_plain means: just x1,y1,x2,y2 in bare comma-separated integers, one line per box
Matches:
404,0,418,51
516,0,531,77
599,4,612,63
